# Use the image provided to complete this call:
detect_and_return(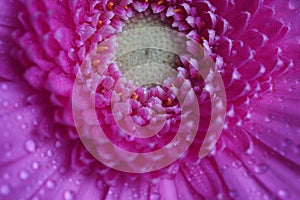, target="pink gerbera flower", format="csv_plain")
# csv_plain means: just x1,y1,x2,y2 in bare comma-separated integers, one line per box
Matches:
1,0,300,199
